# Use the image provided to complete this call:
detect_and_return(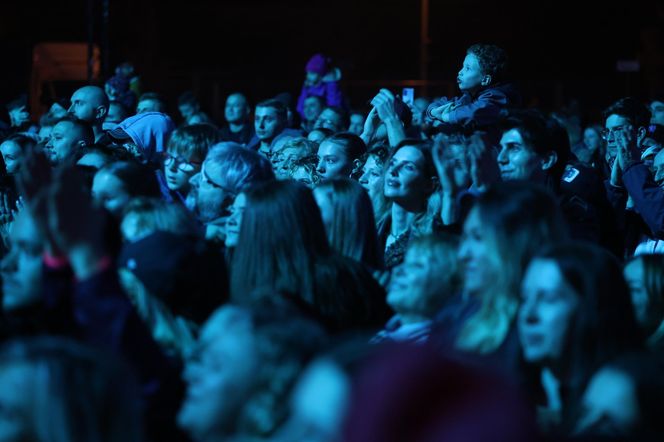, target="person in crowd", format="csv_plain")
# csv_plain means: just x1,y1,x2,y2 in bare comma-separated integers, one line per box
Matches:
348,110,365,135
372,233,460,344
316,132,366,181
377,140,439,268
307,126,334,144
649,96,664,126
136,92,167,114
219,92,254,145
120,197,203,243
104,100,130,130
104,111,176,165
296,53,344,119
177,91,211,126
314,106,349,134
361,89,411,148
623,254,664,349
0,134,35,176
286,155,320,188
247,98,289,156
581,123,608,174
301,95,325,133
270,137,317,179
313,178,382,269
518,243,642,436
44,116,95,165
358,142,390,225
0,336,144,442
187,142,274,242
160,123,219,204
426,43,521,143
68,85,110,141
92,161,162,217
